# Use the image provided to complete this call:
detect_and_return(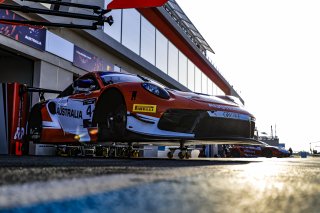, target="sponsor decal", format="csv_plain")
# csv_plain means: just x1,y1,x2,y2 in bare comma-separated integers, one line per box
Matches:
132,104,157,113
13,127,24,140
57,107,83,119
223,111,240,119
73,46,113,72
208,103,239,111
0,9,46,51
207,111,250,121
83,98,96,105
